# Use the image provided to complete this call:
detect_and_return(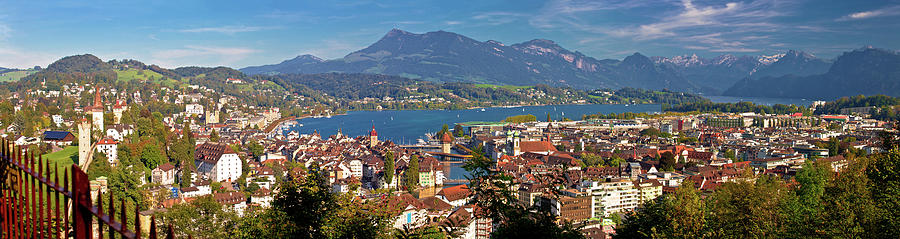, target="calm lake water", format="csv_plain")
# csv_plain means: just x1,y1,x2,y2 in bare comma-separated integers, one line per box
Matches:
286,104,661,143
